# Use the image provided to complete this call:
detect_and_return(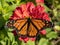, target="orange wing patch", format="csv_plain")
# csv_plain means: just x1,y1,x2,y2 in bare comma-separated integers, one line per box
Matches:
7,18,51,37
18,23,28,36
28,23,38,37
31,19,45,30
13,19,27,30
